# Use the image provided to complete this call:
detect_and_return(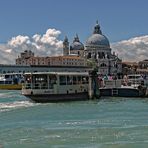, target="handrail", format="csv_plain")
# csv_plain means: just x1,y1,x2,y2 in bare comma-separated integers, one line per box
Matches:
22,83,49,89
